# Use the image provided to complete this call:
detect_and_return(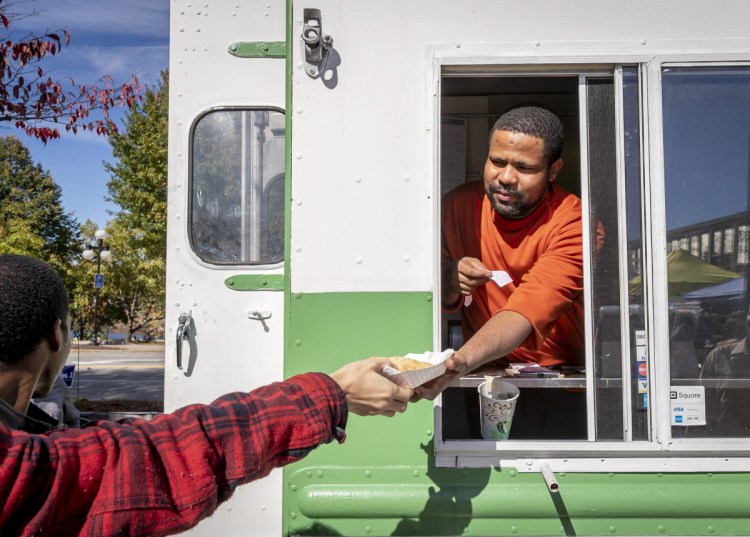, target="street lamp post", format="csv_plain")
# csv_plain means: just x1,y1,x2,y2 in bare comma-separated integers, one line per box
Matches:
83,229,112,346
